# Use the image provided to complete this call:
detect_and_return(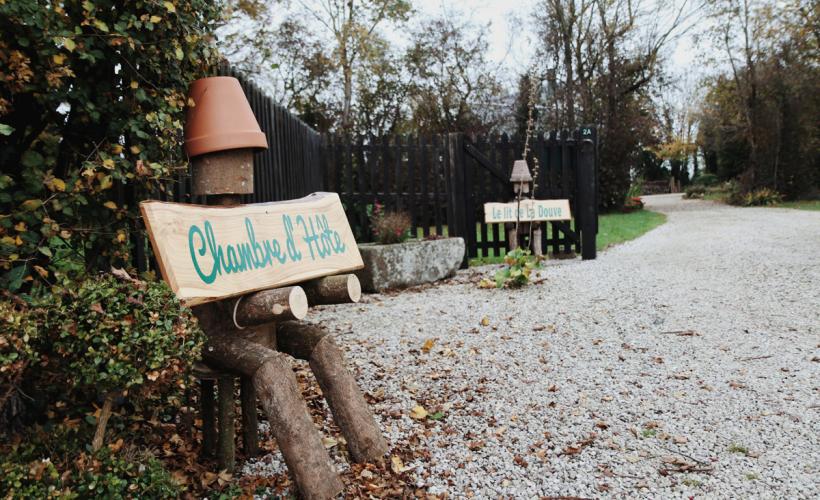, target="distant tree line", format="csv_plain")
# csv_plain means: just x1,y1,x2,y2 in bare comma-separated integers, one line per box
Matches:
697,0,818,199
219,0,817,208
